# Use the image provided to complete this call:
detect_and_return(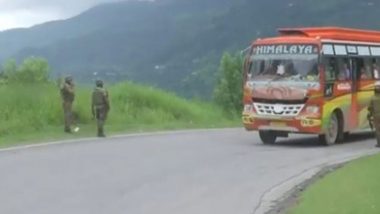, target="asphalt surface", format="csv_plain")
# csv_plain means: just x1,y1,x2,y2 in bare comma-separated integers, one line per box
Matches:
0,128,377,214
